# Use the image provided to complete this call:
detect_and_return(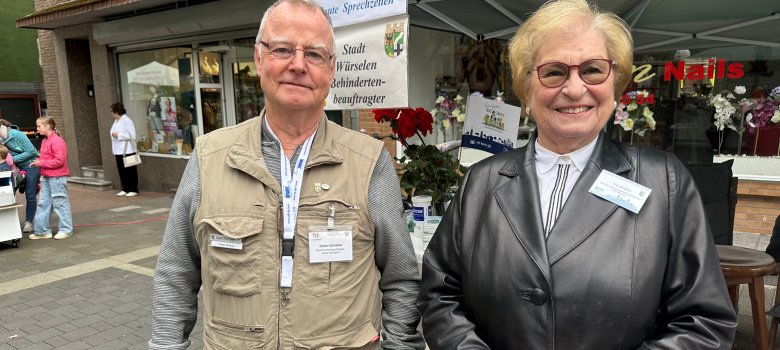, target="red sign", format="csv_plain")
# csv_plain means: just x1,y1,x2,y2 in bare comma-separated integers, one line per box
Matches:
632,58,745,83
